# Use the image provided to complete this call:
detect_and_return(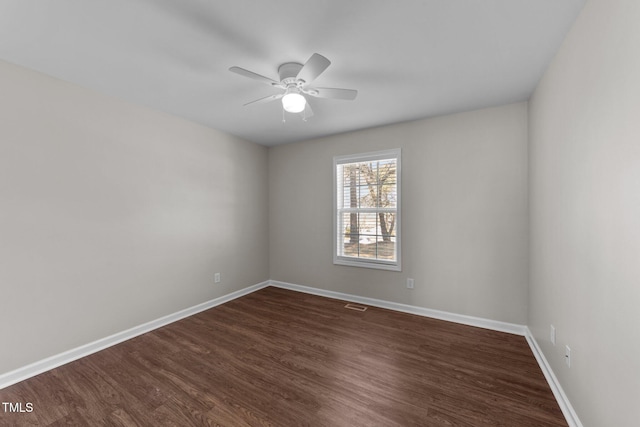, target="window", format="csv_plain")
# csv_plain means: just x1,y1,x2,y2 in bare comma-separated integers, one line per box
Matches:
333,149,401,271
